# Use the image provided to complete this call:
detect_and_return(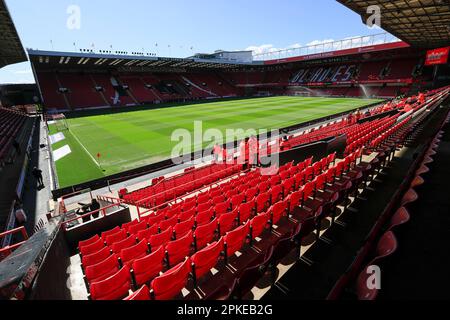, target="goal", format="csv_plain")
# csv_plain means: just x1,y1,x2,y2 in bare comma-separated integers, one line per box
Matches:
50,114,69,131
